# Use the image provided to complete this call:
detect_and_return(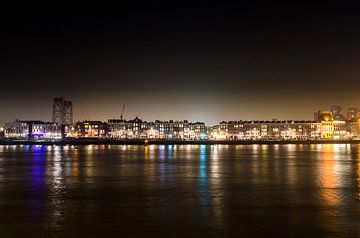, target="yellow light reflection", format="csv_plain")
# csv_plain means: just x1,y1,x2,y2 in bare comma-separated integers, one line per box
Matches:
144,145,149,160
320,144,338,205
356,145,360,200
72,148,80,180
48,146,65,231
209,145,224,227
